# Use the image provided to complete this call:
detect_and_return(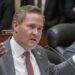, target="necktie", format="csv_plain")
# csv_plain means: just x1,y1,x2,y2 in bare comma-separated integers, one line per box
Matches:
37,0,42,8
25,52,34,75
